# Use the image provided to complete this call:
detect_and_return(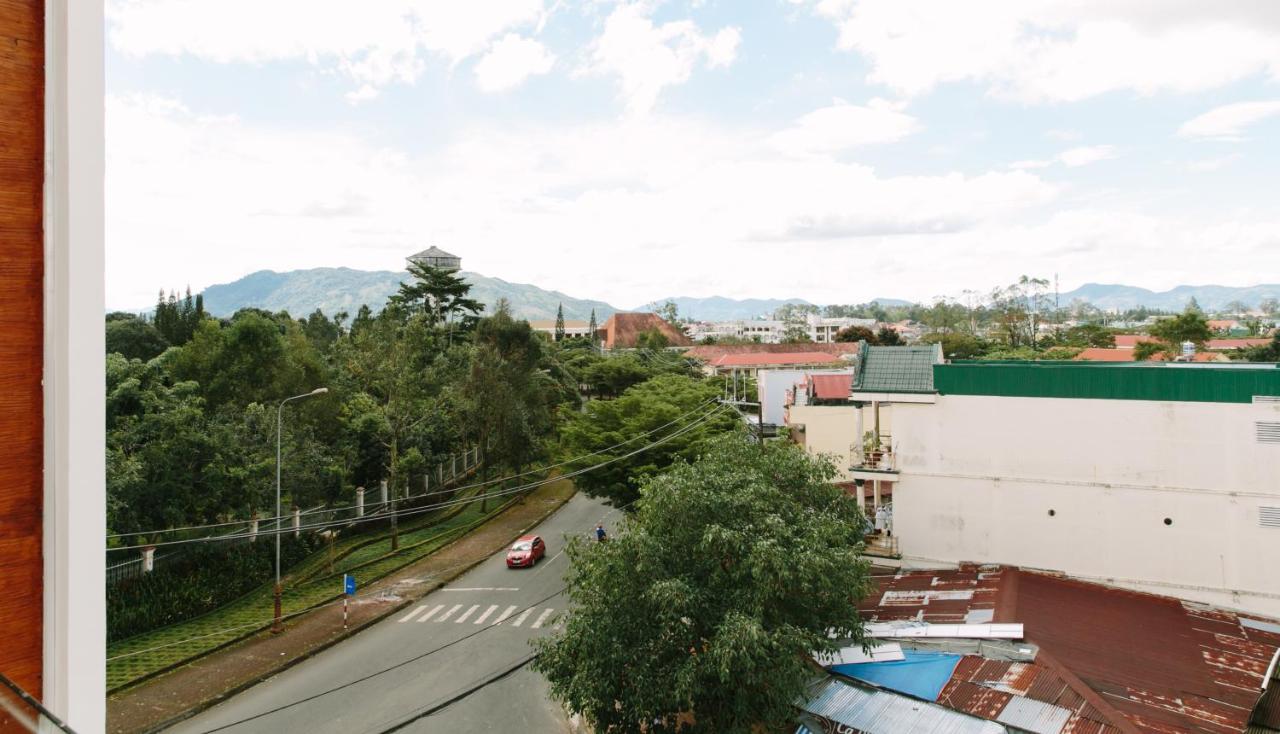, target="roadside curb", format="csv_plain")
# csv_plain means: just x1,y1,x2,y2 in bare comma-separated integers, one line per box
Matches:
128,486,576,734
